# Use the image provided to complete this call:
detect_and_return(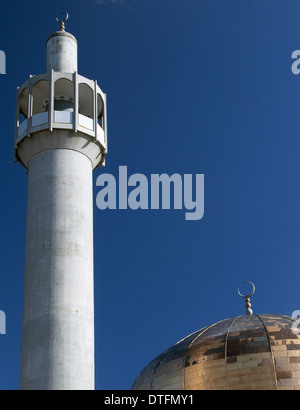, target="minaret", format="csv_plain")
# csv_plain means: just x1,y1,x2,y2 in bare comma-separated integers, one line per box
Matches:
15,14,107,390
